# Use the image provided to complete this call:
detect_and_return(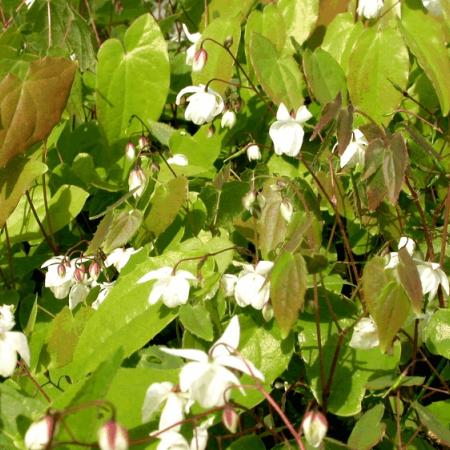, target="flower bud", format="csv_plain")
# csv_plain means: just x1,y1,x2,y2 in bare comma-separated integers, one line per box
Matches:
246,144,261,161
89,261,101,280
24,416,54,450
222,404,239,433
73,266,86,283
138,135,149,150
221,110,236,129
192,48,208,72
242,191,256,212
128,166,146,198
125,141,135,160
280,199,293,223
223,36,233,48
207,124,216,138
98,421,129,450
301,411,328,448
57,263,66,278
262,302,274,322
